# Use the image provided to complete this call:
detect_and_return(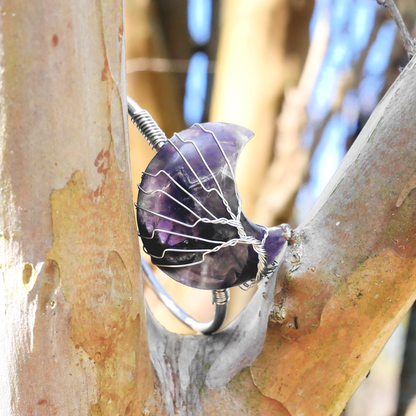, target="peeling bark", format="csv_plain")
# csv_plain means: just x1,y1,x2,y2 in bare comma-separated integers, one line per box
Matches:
0,0,159,414
251,55,416,414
